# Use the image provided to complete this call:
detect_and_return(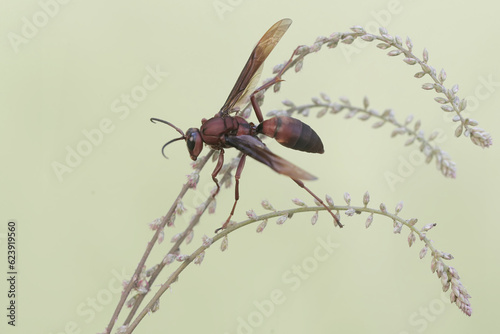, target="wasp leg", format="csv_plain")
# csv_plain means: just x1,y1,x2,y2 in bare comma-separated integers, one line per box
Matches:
211,149,224,197
292,178,343,228
216,154,247,233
